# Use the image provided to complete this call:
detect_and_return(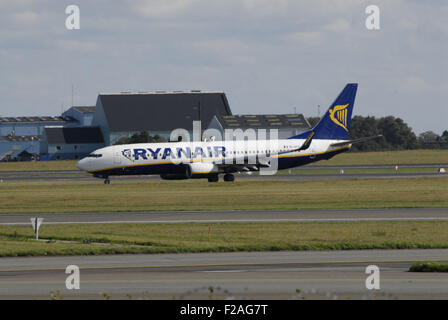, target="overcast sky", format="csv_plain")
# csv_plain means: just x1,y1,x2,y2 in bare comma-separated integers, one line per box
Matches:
0,0,446,134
